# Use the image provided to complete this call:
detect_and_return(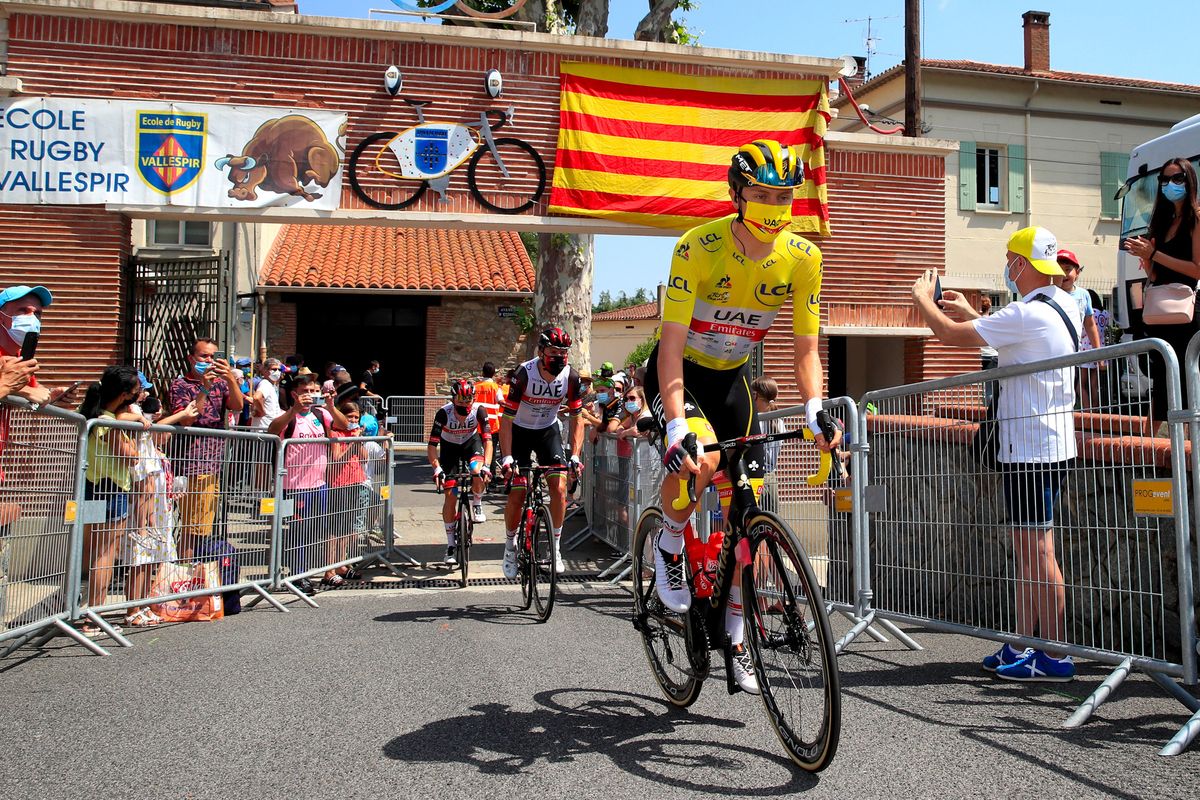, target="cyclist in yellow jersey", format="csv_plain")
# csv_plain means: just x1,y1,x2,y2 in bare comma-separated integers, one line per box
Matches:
643,140,842,695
